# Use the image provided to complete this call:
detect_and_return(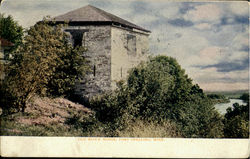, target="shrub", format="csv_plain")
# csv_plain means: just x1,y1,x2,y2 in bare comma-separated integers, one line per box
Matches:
207,94,226,99
65,111,99,133
116,120,182,137
90,56,224,137
239,93,249,104
224,103,249,138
